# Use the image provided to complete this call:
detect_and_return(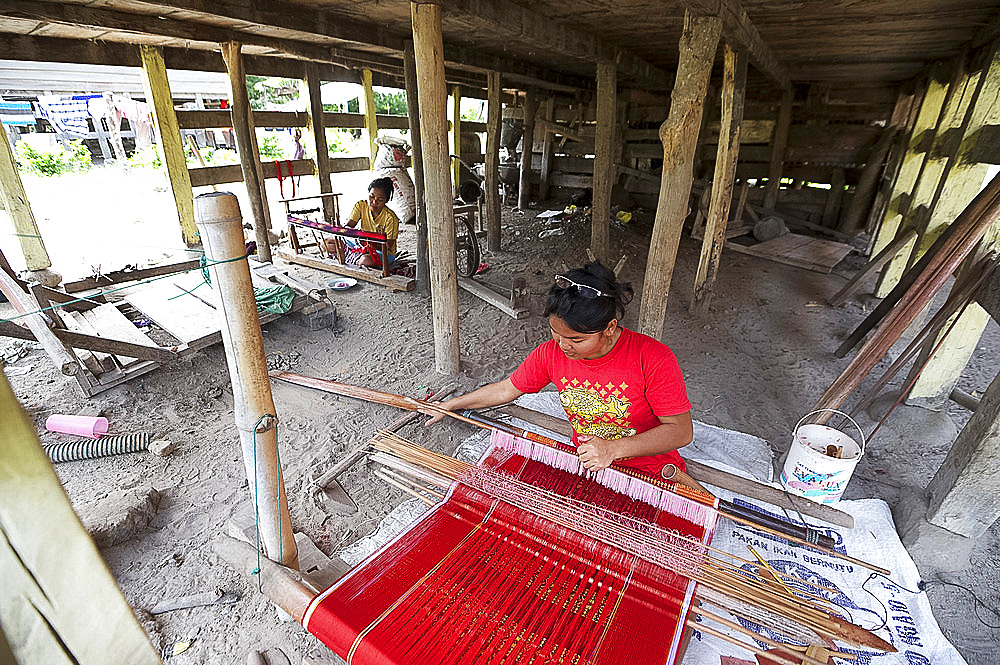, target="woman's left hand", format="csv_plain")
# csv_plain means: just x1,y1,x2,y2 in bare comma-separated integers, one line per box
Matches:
576,435,618,471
